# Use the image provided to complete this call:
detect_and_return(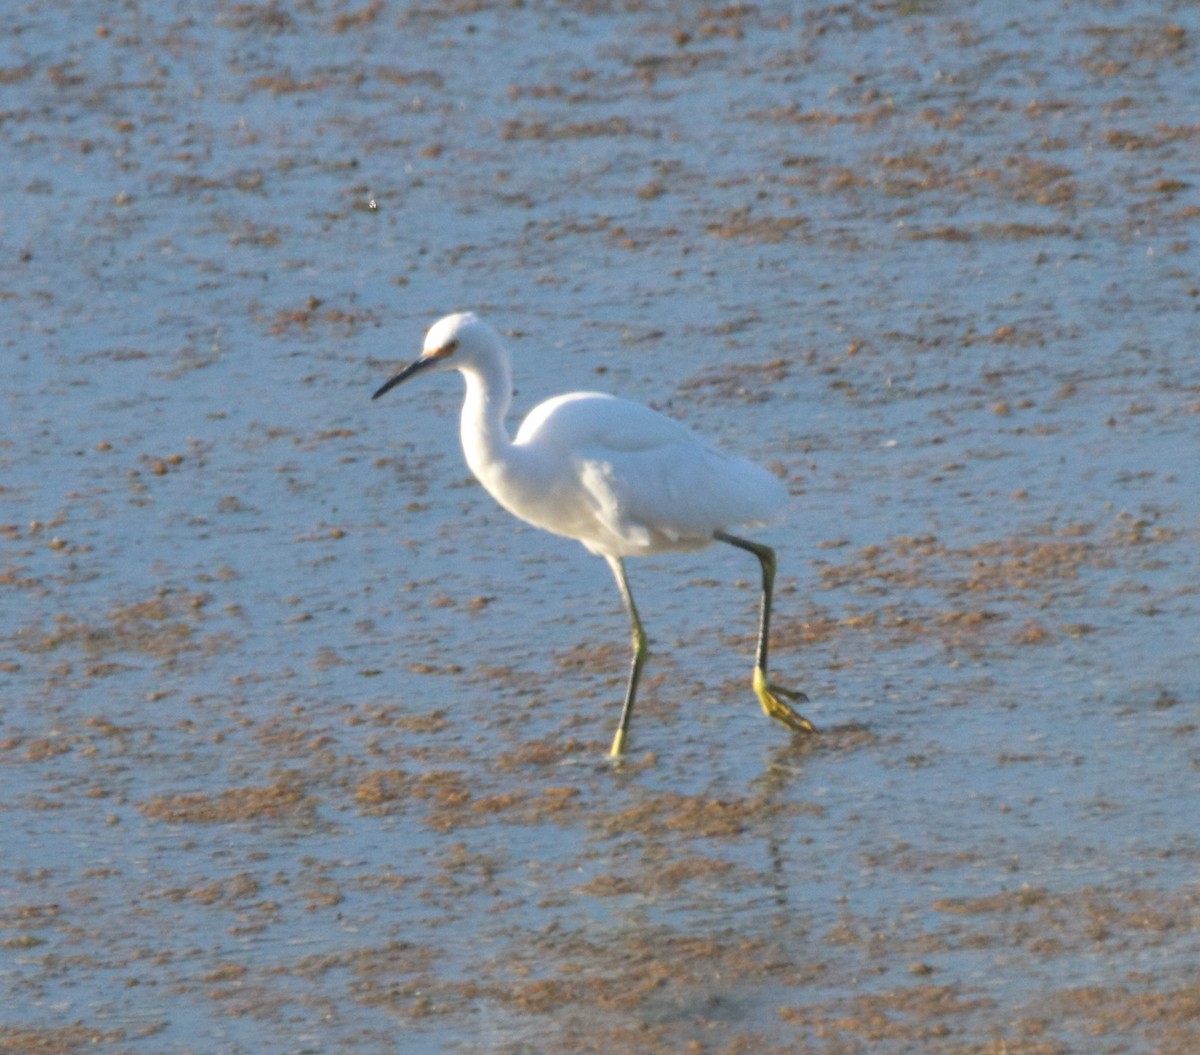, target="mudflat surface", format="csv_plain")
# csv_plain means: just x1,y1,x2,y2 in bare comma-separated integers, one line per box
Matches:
2,2,1198,1053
